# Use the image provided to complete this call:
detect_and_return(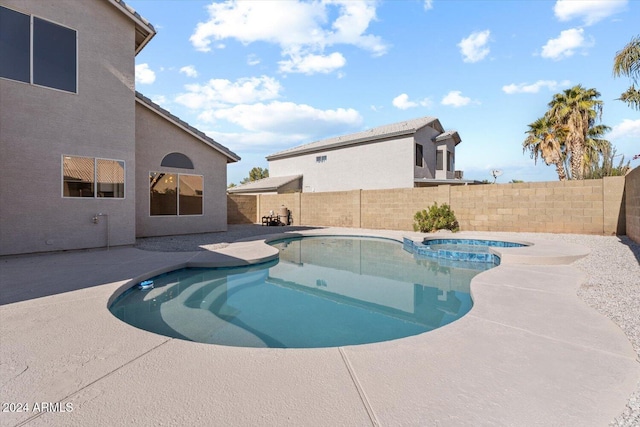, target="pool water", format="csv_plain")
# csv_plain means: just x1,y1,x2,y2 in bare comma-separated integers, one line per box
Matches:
110,236,491,348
